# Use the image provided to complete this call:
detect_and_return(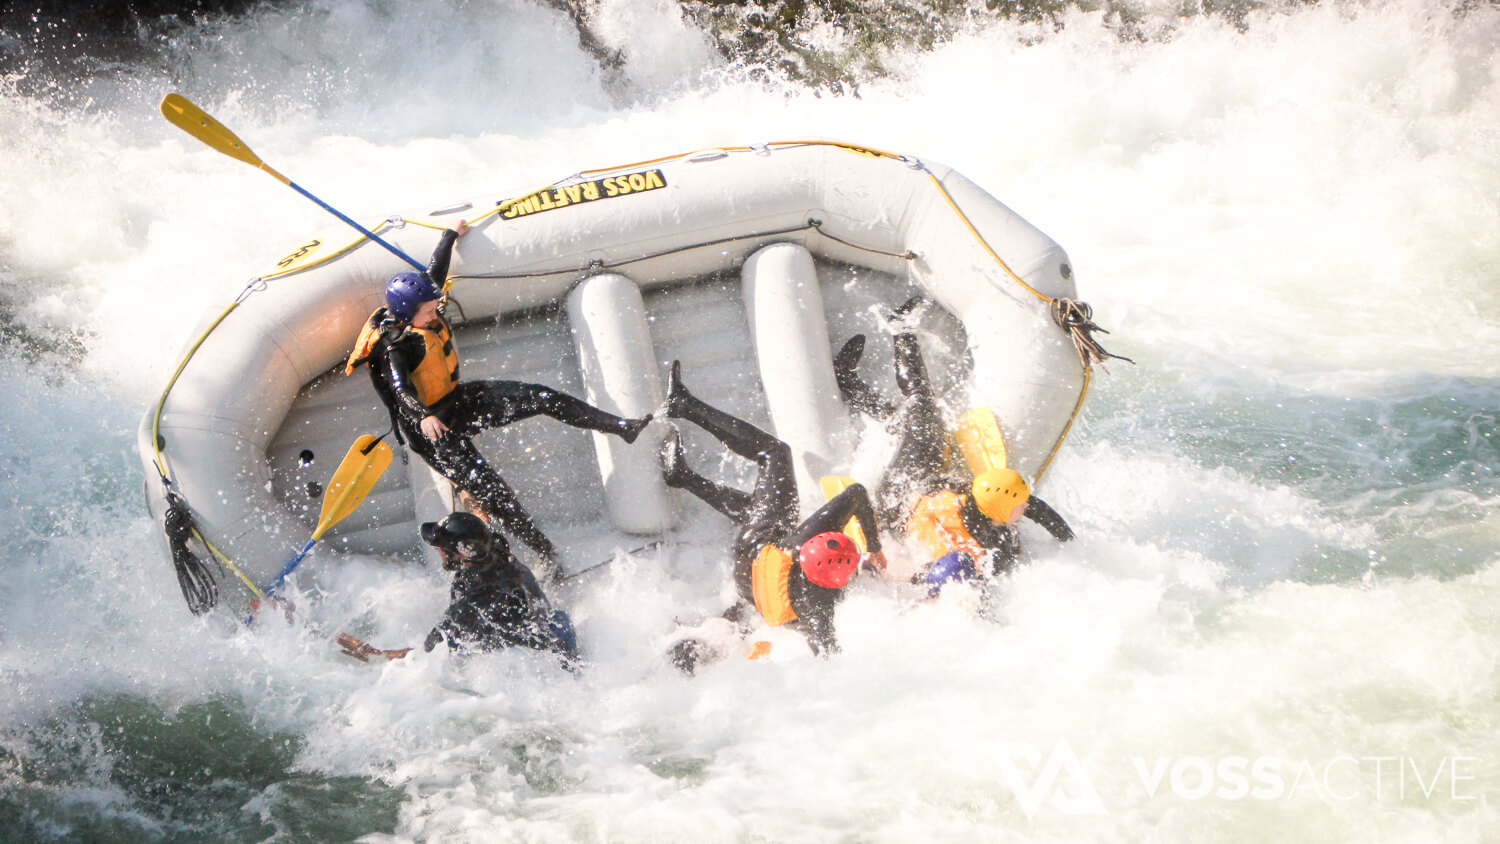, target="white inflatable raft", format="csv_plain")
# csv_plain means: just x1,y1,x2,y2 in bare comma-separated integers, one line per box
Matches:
139,140,1108,610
